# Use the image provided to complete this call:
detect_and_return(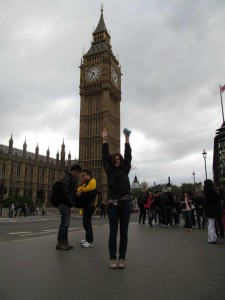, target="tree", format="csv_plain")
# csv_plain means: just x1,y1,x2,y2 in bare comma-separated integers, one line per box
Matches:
3,196,32,208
